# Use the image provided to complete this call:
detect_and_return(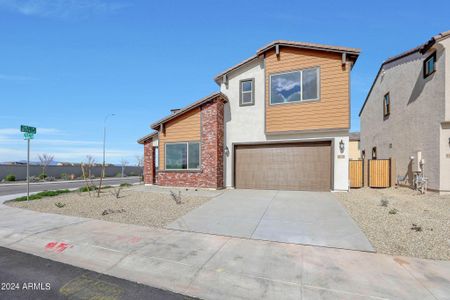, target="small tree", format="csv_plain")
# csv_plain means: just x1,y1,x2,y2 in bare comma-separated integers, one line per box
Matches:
121,158,128,177
135,155,144,181
85,155,96,178
38,153,54,177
